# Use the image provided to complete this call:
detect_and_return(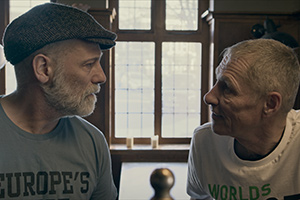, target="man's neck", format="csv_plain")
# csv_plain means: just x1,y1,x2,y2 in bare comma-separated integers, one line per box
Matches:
0,91,61,135
234,127,285,161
